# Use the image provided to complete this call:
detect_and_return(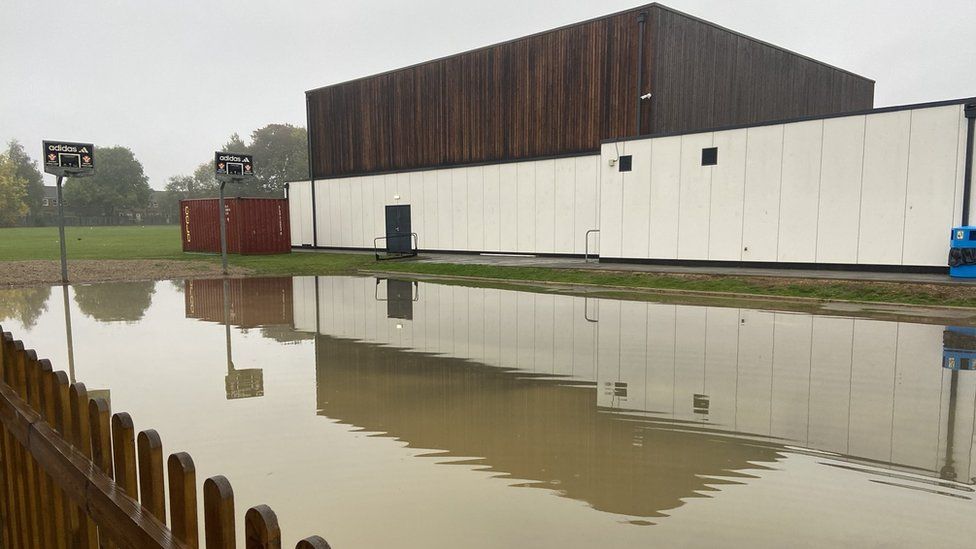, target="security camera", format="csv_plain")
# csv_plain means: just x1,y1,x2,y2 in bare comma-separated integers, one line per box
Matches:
640,93,652,100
